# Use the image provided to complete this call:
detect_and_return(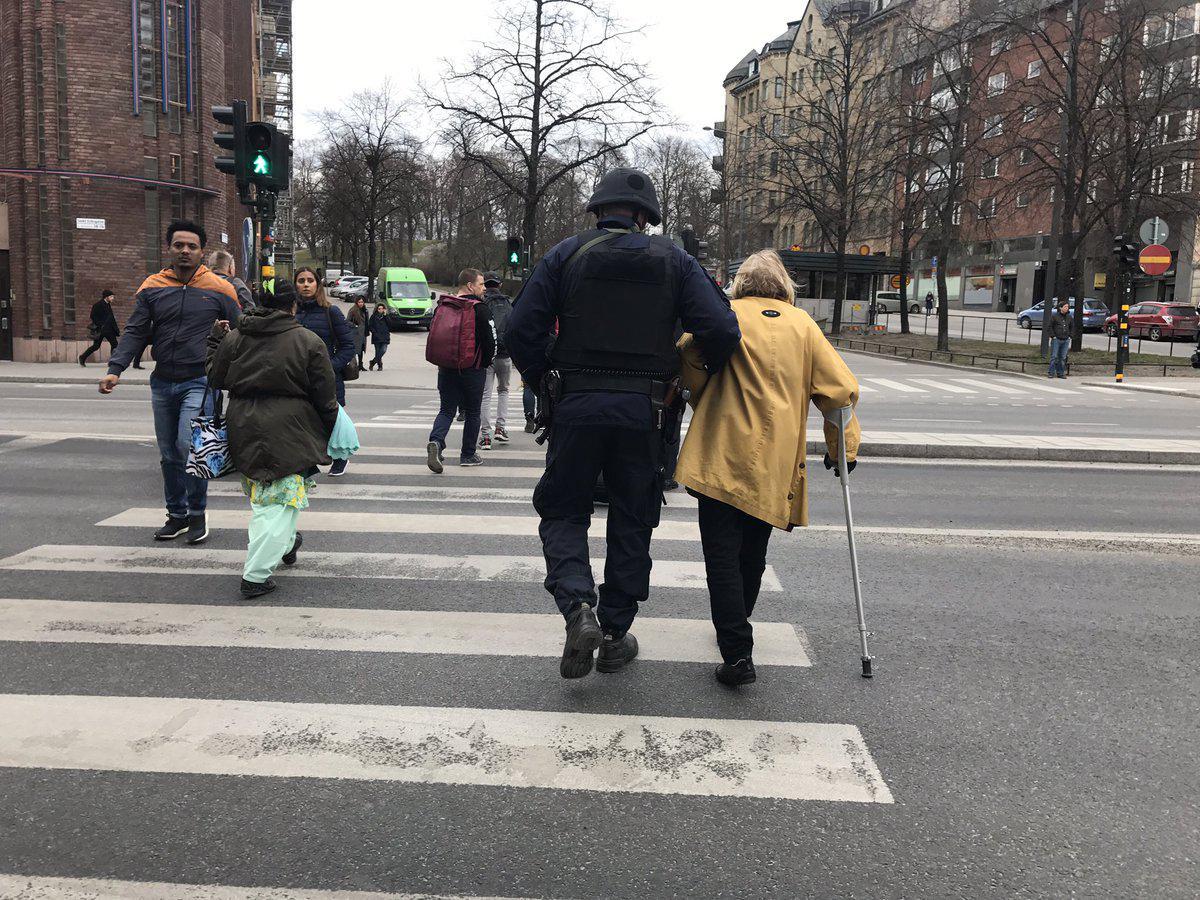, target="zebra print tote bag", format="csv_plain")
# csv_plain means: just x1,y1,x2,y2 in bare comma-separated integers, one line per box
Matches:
185,387,235,479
